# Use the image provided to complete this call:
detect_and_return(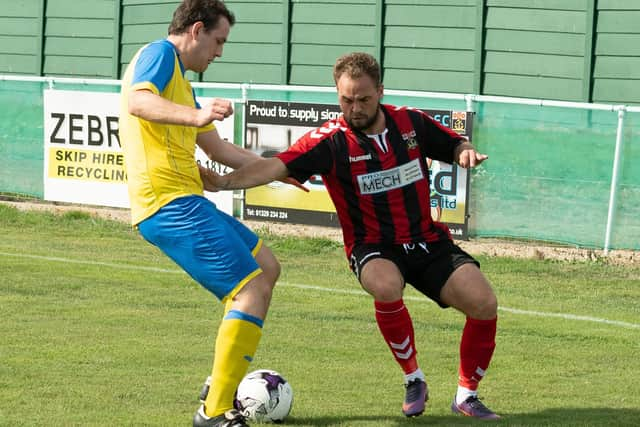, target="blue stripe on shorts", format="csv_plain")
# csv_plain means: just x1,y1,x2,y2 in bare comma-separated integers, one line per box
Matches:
138,195,261,300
